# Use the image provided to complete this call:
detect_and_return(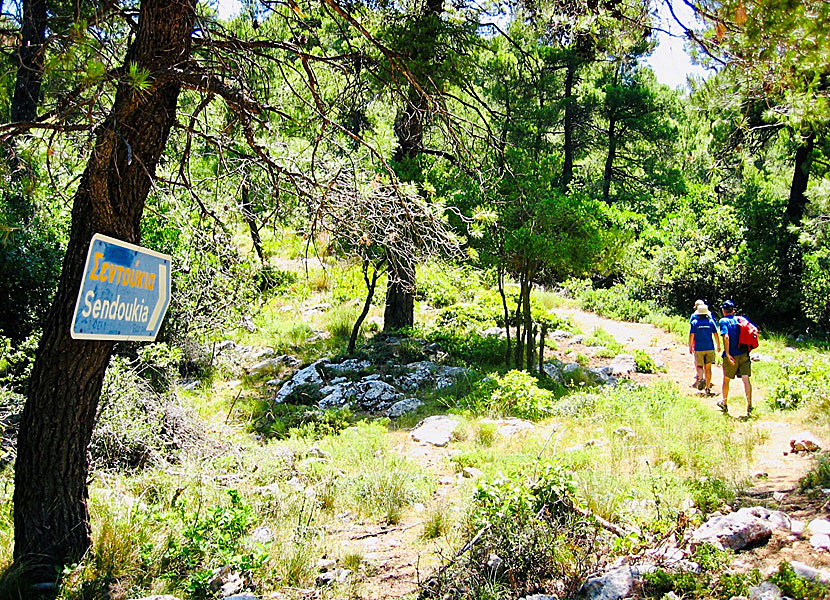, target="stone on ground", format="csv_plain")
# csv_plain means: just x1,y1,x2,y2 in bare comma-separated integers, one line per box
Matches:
609,353,637,376
411,416,460,447
386,397,423,417
790,432,821,453
691,507,776,550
